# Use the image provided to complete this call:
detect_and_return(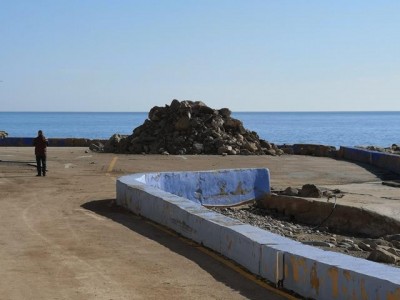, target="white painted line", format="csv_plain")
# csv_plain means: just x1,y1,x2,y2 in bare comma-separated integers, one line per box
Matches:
76,155,93,159
74,208,107,221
